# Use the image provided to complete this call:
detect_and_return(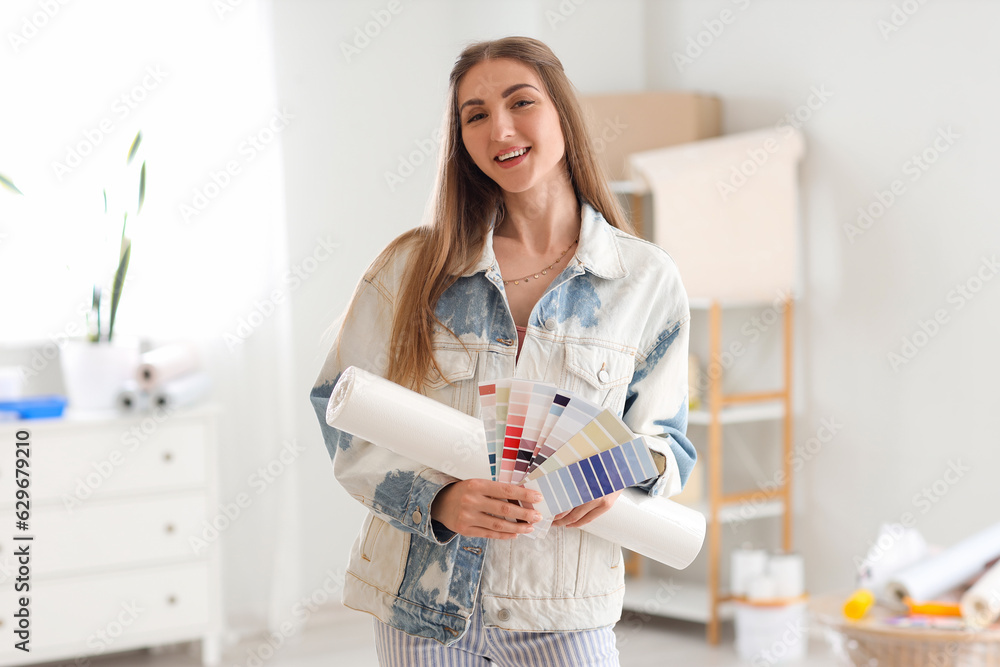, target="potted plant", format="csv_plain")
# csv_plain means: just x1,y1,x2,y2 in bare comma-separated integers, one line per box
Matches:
58,132,146,411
